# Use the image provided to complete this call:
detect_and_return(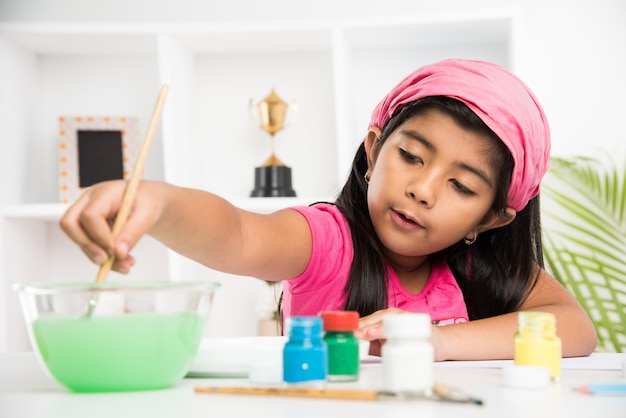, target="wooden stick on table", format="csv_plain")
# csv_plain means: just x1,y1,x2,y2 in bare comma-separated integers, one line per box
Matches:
194,386,380,401
194,383,483,404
